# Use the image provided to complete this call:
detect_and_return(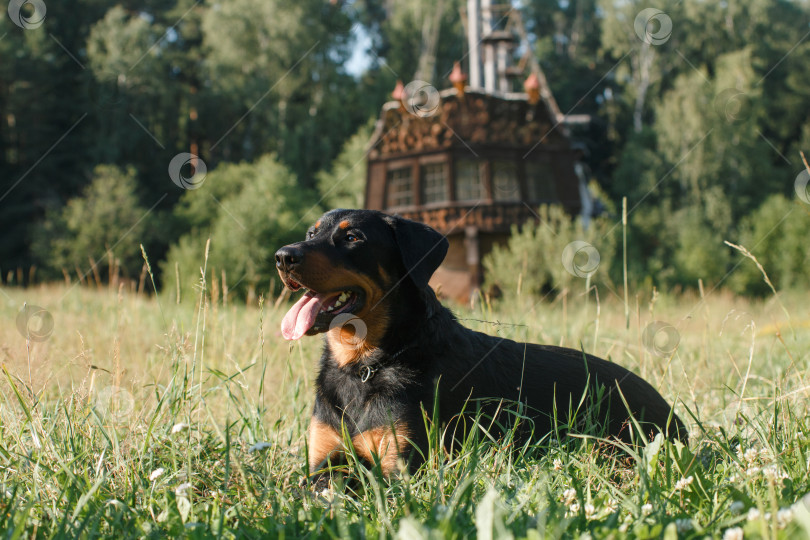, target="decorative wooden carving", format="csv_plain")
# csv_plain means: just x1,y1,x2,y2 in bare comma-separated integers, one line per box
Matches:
368,90,567,160
394,202,543,235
